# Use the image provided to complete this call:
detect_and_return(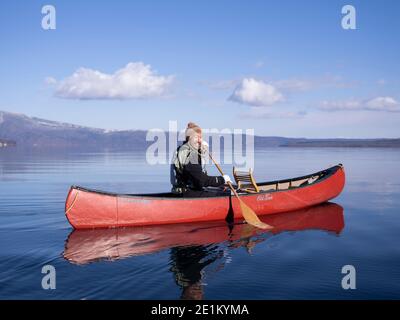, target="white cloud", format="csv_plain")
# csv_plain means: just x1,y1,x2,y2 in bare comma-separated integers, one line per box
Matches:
365,97,399,111
319,99,361,111
377,79,386,86
318,96,400,113
229,78,284,107
254,61,265,69
53,62,174,100
241,108,307,119
203,74,355,96
273,79,314,91
45,77,57,85
200,79,239,90
272,75,356,92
